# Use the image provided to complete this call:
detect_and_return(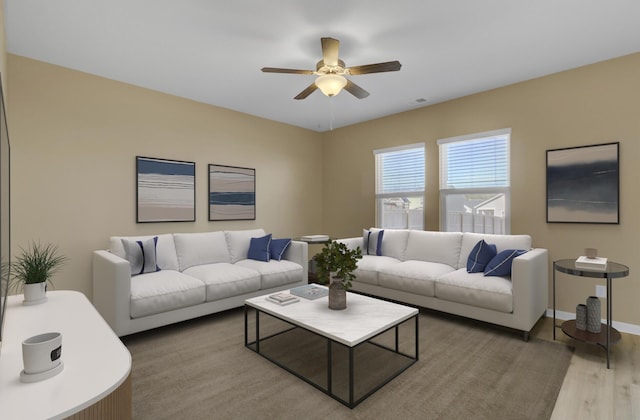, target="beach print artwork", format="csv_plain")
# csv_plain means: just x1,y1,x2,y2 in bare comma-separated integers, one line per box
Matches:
136,157,196,222
209,164,256,220
546,142,619,224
